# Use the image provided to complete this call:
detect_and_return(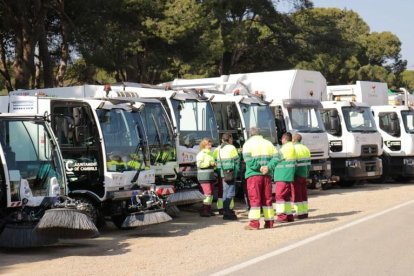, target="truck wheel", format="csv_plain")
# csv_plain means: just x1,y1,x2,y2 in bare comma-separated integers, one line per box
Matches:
339,180,357,187
111,215,135,230
393,176,411,183
73,196,105,229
